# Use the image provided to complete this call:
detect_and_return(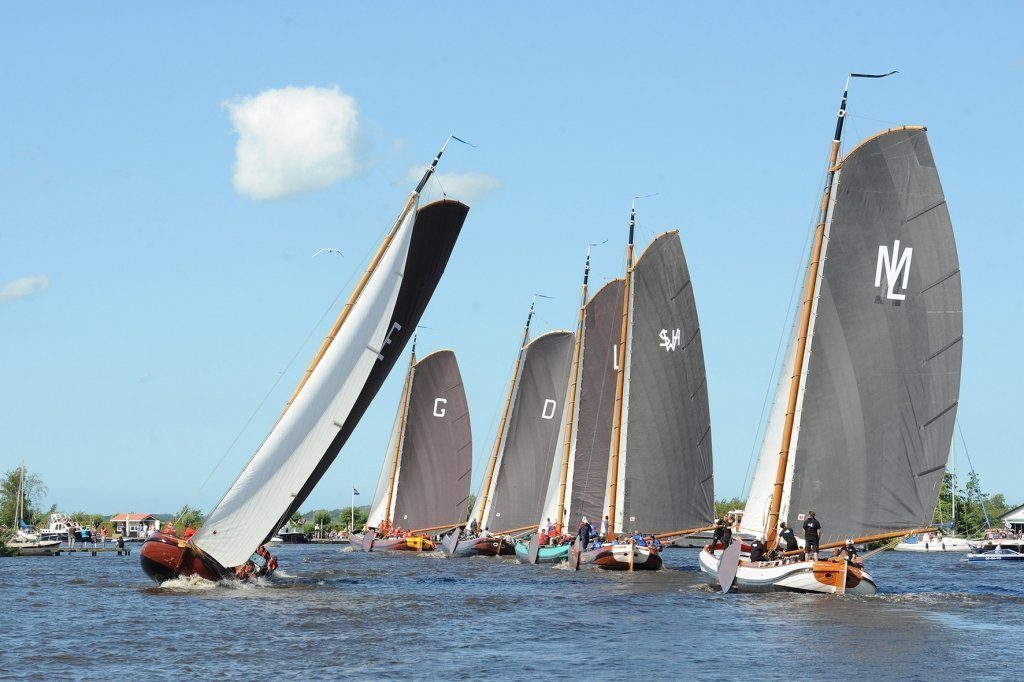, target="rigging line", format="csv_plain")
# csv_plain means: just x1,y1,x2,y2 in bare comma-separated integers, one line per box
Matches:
739,166,829,501
195,223,388,494
956,419,992,528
